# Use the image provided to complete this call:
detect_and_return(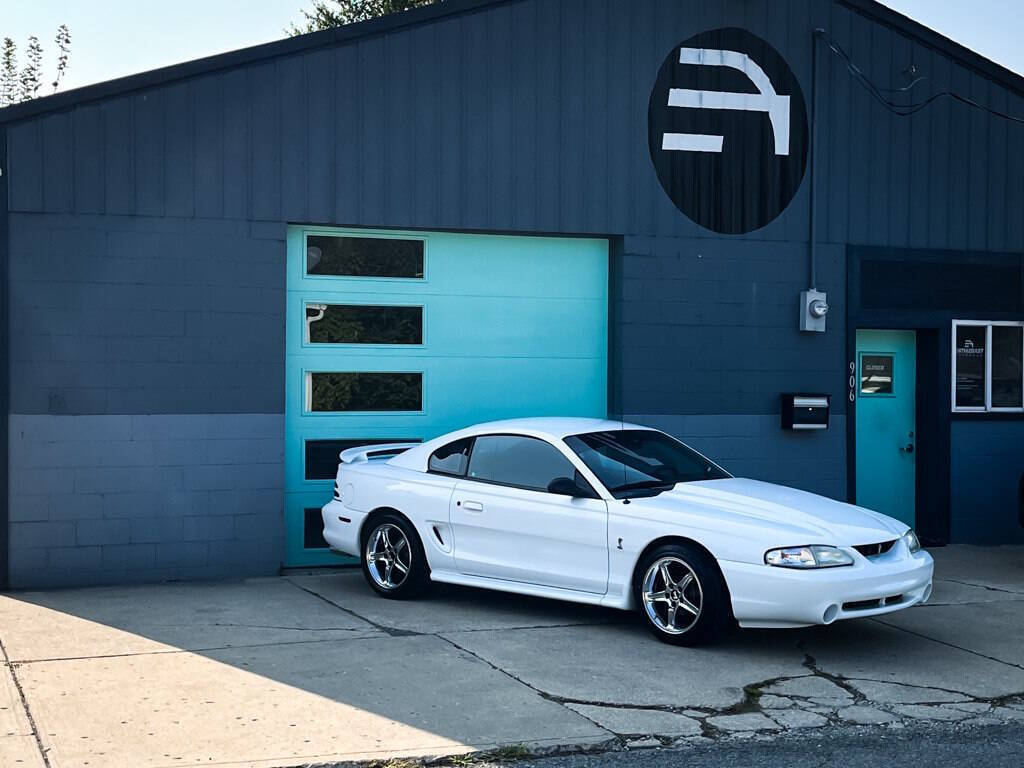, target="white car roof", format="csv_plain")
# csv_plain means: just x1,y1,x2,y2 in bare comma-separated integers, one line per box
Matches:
388,417,657,472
